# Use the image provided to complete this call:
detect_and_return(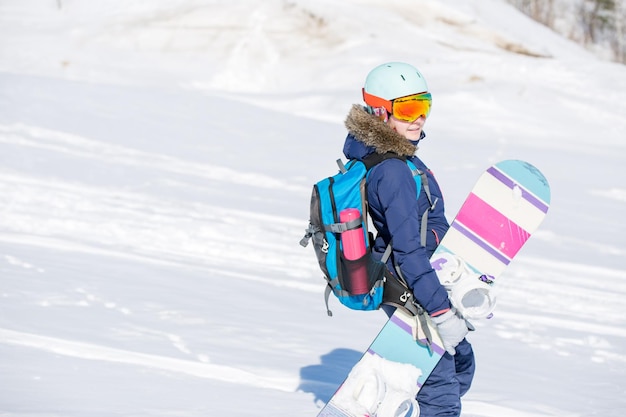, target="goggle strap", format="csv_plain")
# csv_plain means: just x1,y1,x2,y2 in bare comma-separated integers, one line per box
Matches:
362,89,393,113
